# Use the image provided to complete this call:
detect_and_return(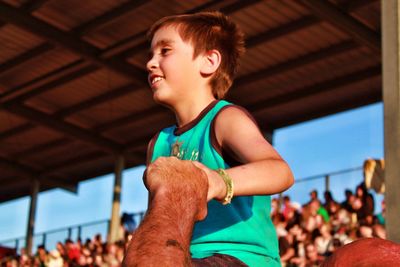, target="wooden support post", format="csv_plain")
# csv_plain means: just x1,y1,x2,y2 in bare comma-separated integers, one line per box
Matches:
25,178,39,255
108,155,124,243
382,0,400,243
325,175,330,192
